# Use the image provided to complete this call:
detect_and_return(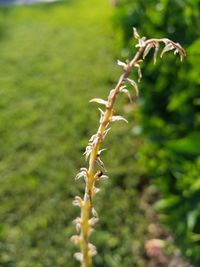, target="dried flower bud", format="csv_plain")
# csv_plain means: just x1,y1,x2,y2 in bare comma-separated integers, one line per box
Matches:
108,89,115,99
126,78,139,96
111,115,128,123
83,145,93,160
89,217,99,226
72,196,84,208
92,207,98,217
95,156,106,172
153,42,160,64
133,27,140,39
88,243,97,256
93,187,100,195
71,235,81,245
100,175,109,180
143,43,154,59
98,148,107,156
120,86,133,104
117,59,127,70
88,227,95,236
73,217,82,232
89,134,97,142
98,108,105,124
74,252,83,262
160,42,174,58
102,127,111,139
73,217,82,225
90,98,108,106
75,169,88,181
